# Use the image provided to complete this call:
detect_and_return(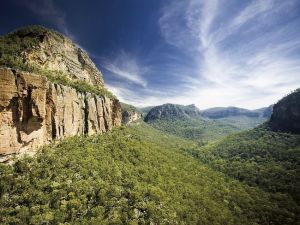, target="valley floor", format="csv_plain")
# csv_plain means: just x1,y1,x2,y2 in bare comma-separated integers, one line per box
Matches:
0,122,299,224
